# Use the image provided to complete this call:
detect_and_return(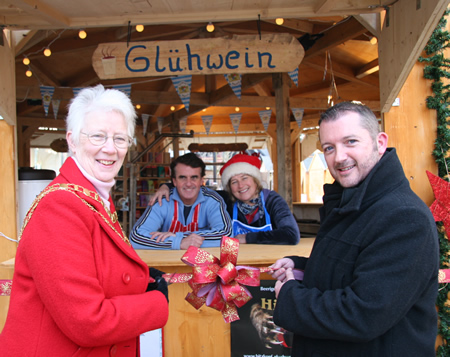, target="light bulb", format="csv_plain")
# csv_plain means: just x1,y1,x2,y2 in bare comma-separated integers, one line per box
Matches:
170,106,175,111
43,47,51,57
206,22,215,33
266,107,270,110
78,29,87,39
275,18,284,25
23,57,30,65
235,107,240,112
370,36,378,45
136,104,141,109
136,24,144,32
26,70,32,77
